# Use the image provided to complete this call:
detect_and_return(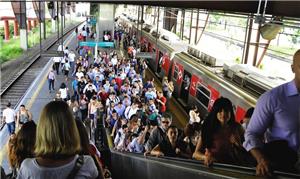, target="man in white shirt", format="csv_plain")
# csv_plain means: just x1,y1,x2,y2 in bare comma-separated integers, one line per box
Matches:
57,43,63,52
114,124,128,150
64,46,70,56
68,50,76,75
82,30,87,41
52,57,61,75
111,55,118,66
48,69,56,93
124,102,139,120
2,102,16,136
